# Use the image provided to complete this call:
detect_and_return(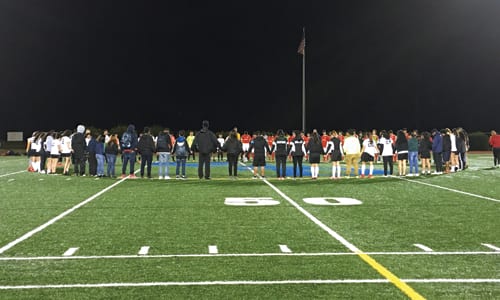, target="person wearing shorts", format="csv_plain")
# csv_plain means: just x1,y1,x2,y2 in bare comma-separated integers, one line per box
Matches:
307,132,323,179
247,131,271,179
360,133,377,178
395,130,408,176
326,131,343,179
